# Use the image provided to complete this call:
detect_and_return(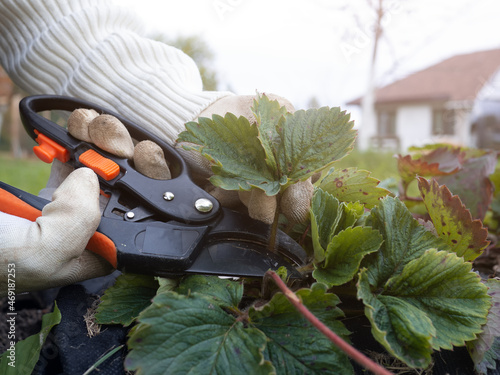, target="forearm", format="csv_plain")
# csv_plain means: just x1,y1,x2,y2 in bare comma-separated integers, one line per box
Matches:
0,0,230,143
